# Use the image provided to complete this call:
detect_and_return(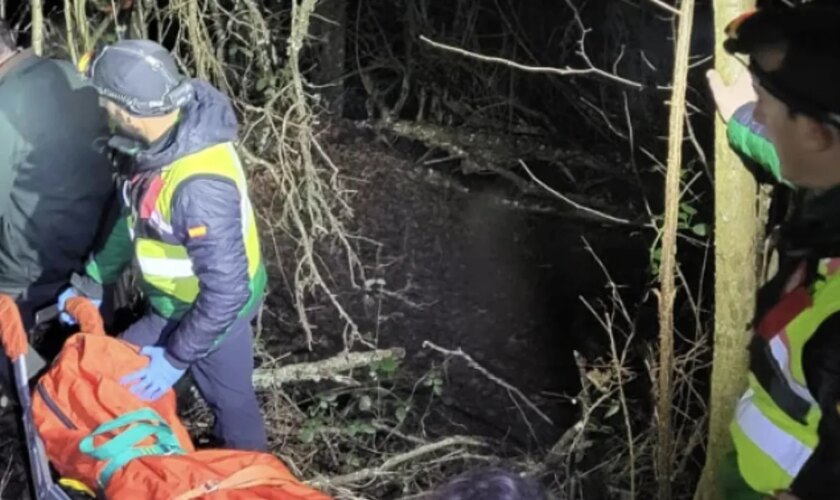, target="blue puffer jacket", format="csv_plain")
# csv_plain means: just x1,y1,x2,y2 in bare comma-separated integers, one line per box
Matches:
86,81,258,367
